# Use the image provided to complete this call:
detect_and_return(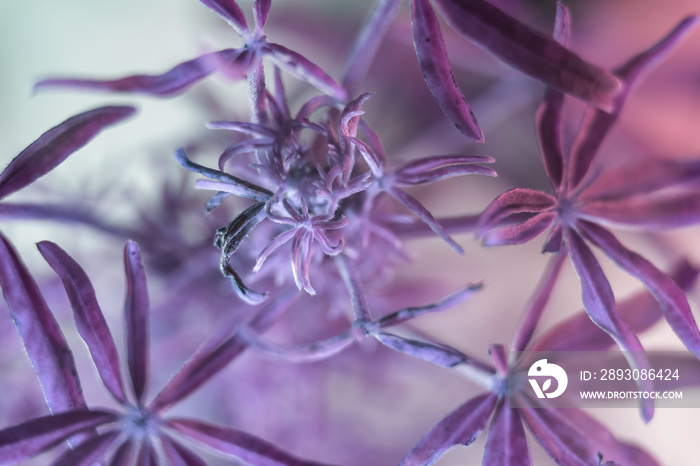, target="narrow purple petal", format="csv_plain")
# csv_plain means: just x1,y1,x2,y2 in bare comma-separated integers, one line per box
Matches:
482,398,531,466
168,418,329,466
263,43,347,100
51,430,119,466
400,393,497,466
511,252,567,352
519,404,600,466
581,192,700,230
530,260,698,352
0,106,135,200
221,262,269,305
37,241,127,404
136,441,158,466
36,49,245,96
581,222,700,359
0,234,86,413
198,0,249,36
240,327,354,363
481,211,555,247
109,441,135,466
254,227,298,272
254,0,272,30
411,0,484,142
487,344,508,375
207,121,277,137
379,283,482,327
541,223,563,253
149,291,298,413
433,0,621,111
389,187,464,254
568,17,698,189
374,331,466,368
0,410,117,465
477,188,556,234
161,435,207,466
394,154,496,185
564,229,654,421
123,241,150,402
